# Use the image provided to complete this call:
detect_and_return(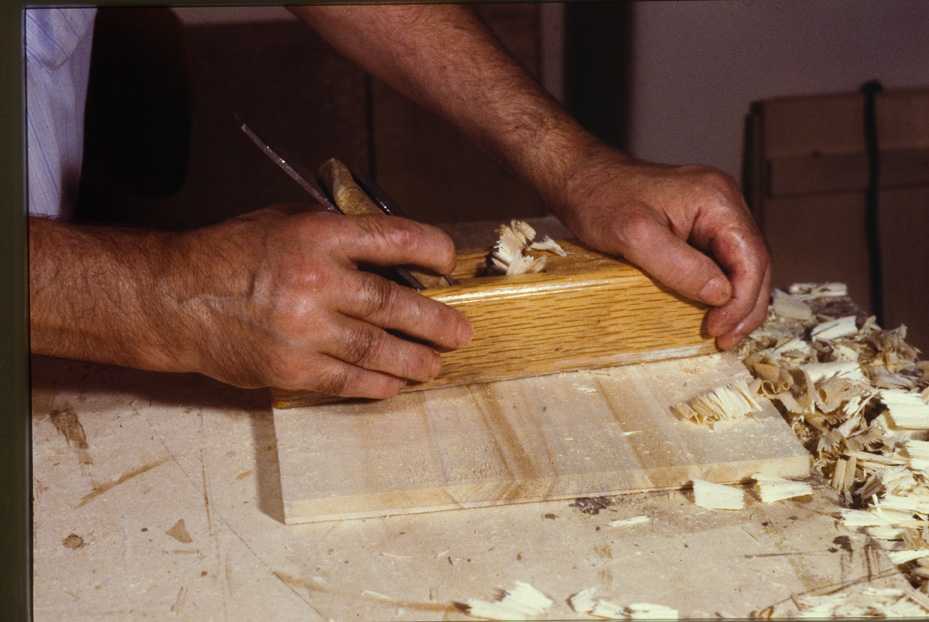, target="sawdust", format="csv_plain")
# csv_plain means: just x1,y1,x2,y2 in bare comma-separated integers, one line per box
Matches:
570,496,614,515
165,519,193,544
62,533,84,550
49,409,93,466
